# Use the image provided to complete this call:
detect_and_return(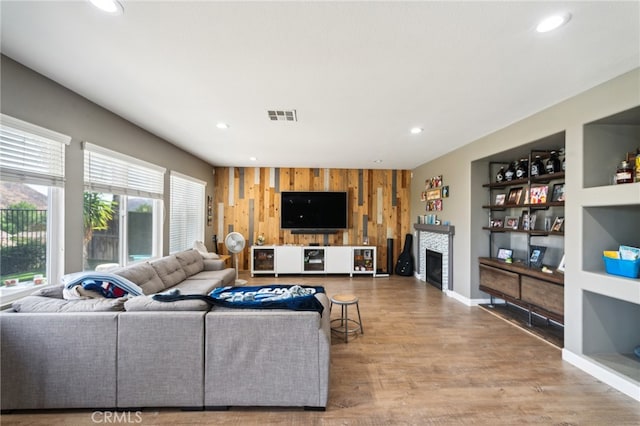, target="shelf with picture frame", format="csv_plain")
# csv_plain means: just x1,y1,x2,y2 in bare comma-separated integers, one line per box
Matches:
482,147,566,261
480,136,566,333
